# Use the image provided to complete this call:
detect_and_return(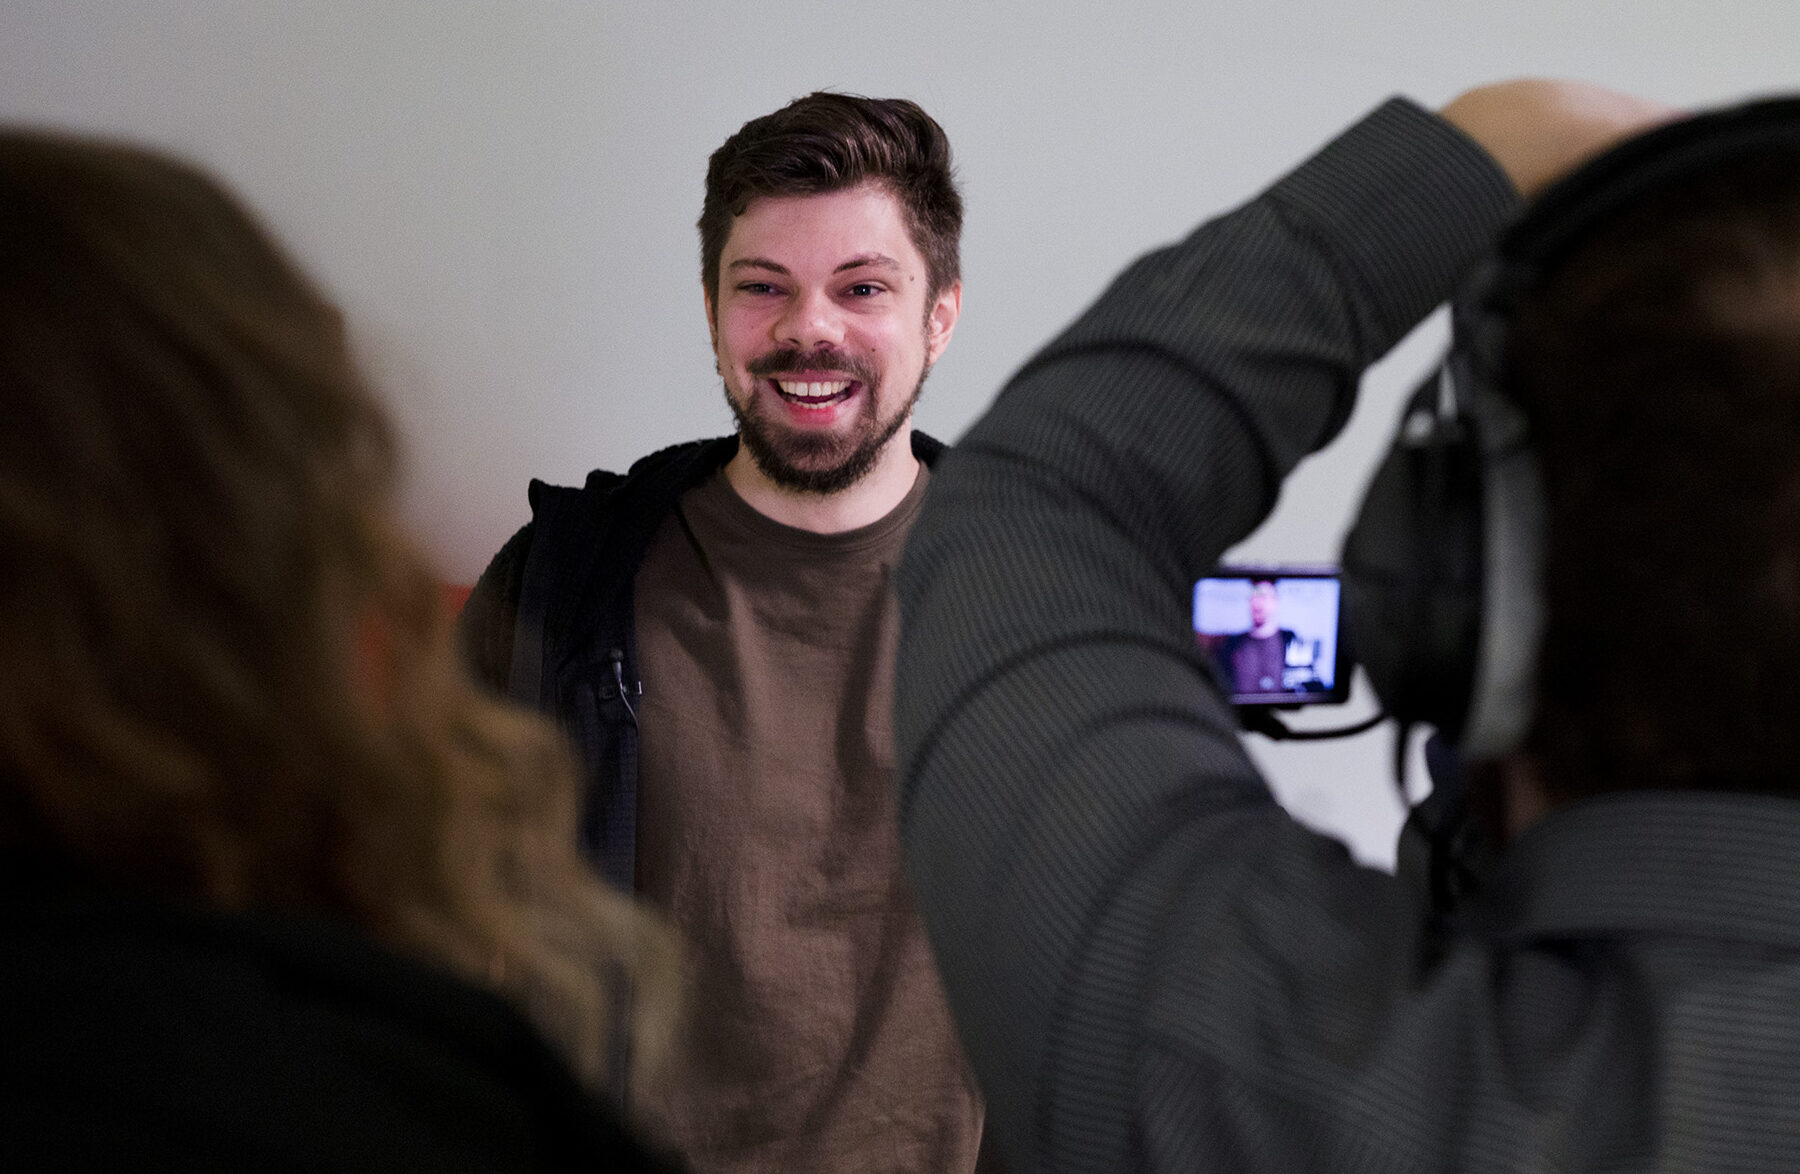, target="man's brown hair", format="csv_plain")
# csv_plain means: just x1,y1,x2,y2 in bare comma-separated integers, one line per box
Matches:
1507,148,1800,802
699,92,962,306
